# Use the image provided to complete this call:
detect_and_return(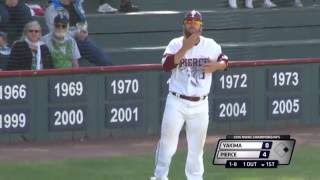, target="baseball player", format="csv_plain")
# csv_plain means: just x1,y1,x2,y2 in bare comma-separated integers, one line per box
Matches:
151,10,228,180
